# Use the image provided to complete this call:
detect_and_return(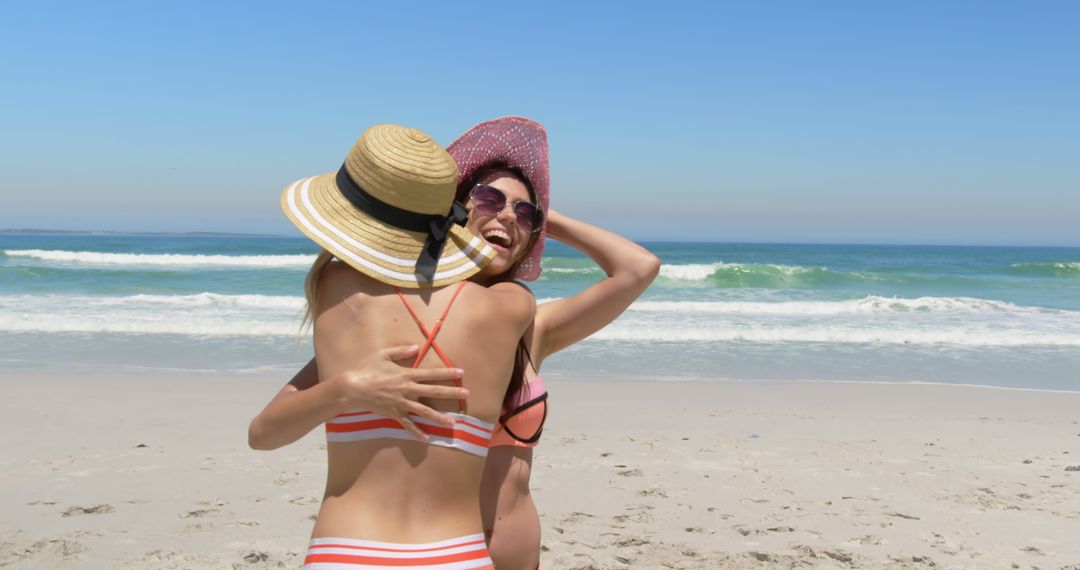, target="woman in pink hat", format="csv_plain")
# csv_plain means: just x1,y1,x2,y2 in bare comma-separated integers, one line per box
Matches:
250,117,660,568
